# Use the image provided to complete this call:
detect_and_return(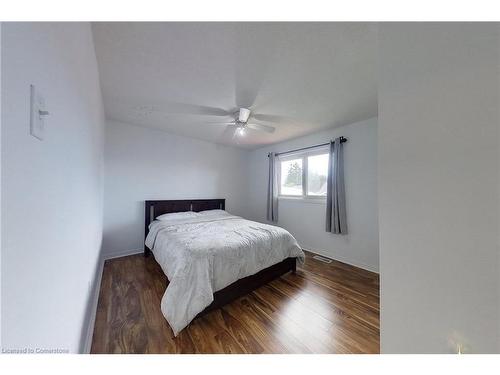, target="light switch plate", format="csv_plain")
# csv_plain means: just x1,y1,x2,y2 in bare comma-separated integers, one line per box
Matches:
30,84,46,140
